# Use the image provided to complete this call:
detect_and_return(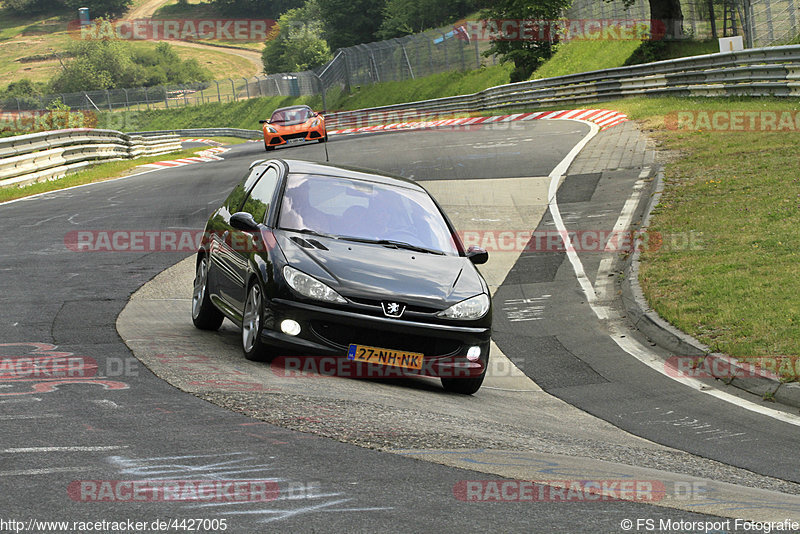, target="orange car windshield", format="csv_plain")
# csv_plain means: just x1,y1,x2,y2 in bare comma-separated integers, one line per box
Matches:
270,109,312,125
